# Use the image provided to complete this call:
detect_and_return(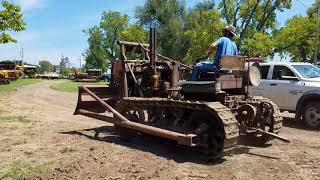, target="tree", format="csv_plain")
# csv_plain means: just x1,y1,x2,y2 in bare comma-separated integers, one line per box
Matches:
0,1,26,43
39,60,53,73
273,1,318,62
120,24,148,60
183,7,224,64
100,11,129,60
135,0,189,60
243,32,274,57
83,11,129,71
274,16,315,62
83,26,108,71
219,0,291,37
120,24,147,42
218,0,291,51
